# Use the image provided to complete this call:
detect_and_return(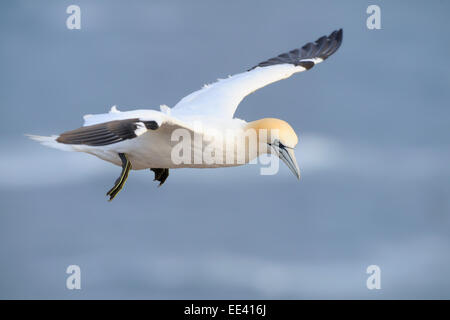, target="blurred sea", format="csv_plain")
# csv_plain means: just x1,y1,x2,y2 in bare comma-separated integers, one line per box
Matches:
0,0,449,299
